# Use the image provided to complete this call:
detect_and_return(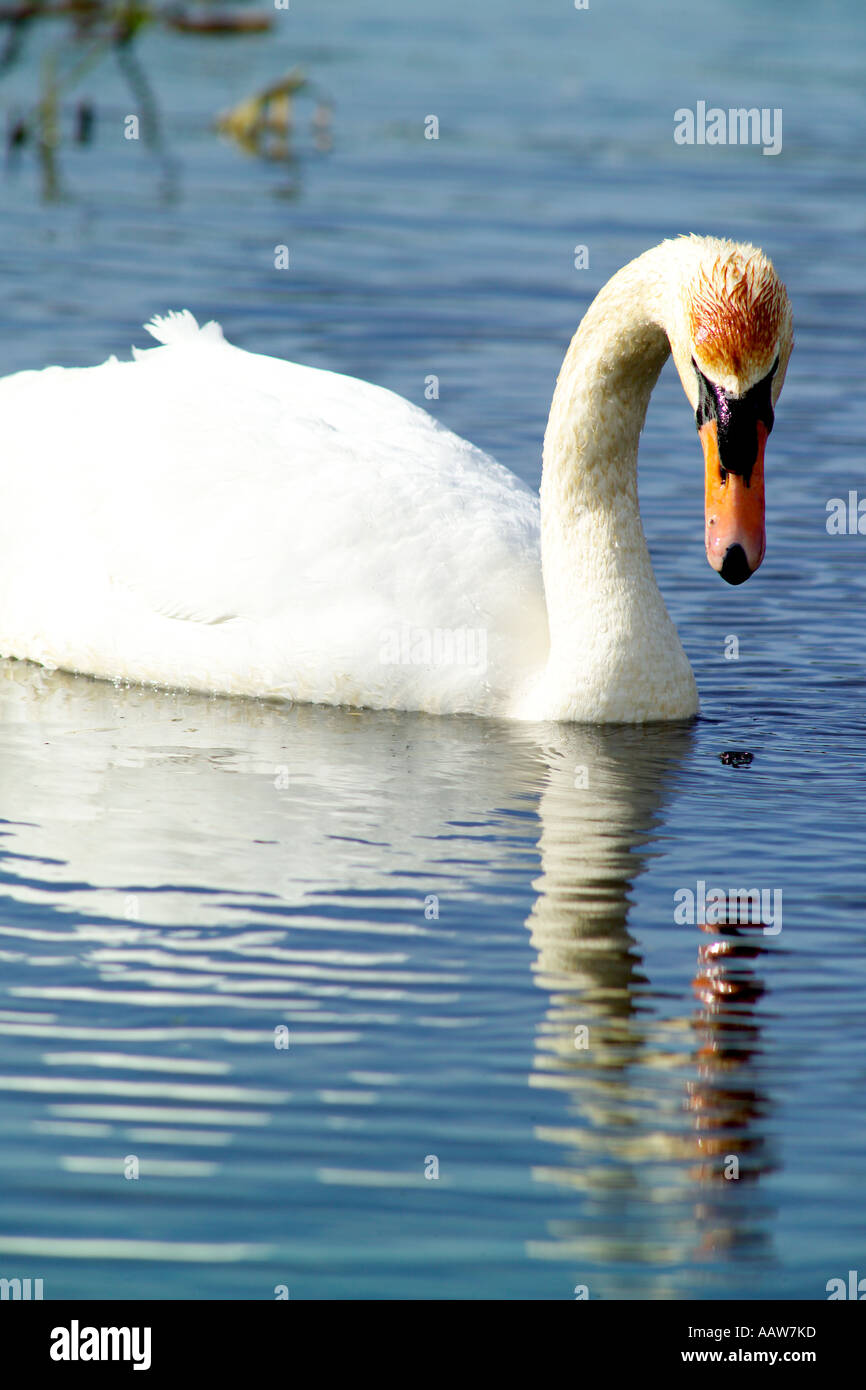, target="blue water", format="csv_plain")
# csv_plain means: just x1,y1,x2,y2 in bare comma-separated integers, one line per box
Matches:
0,0,865,1299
